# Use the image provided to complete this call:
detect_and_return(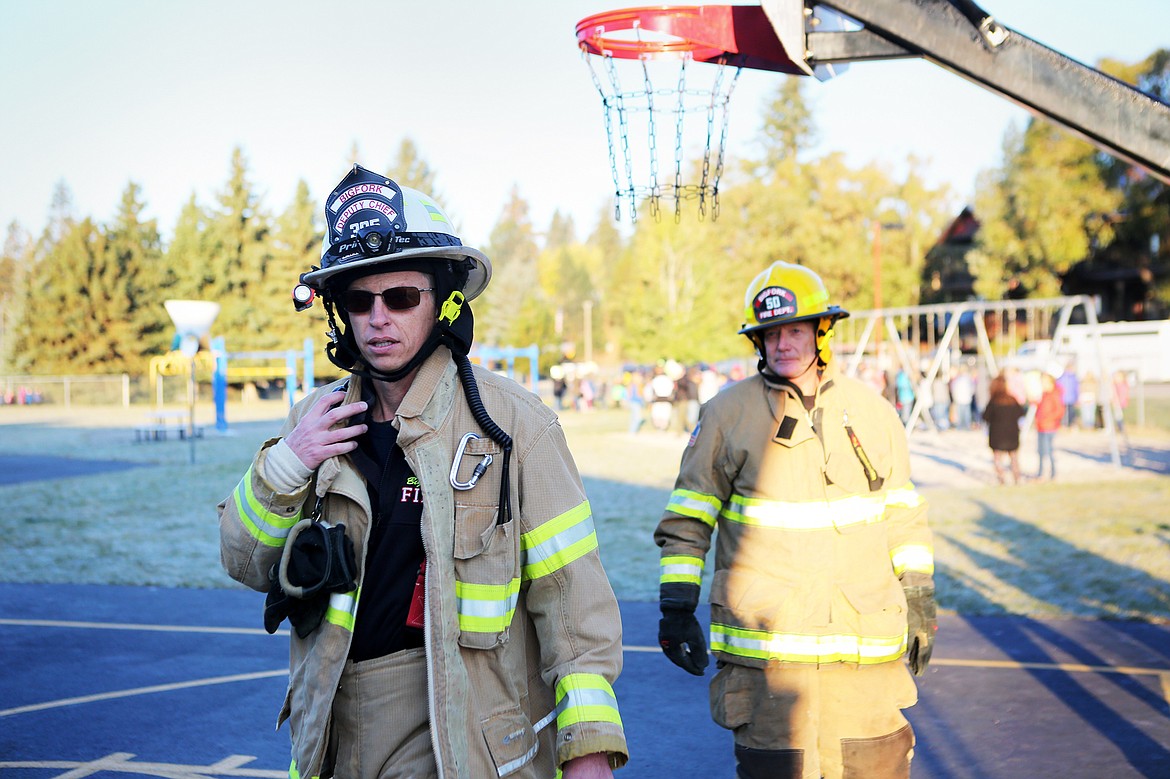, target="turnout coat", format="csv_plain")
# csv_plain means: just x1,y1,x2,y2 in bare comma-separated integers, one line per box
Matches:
219,347,628,778
654,364,934,669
